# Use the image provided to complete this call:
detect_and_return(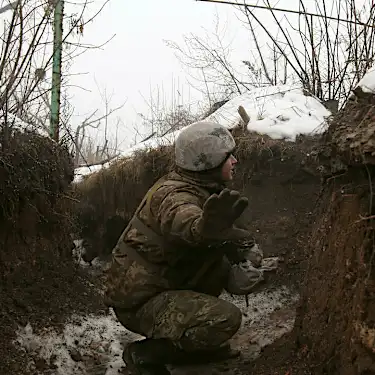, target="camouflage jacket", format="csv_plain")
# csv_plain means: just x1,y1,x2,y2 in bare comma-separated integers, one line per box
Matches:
105,170,254,309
